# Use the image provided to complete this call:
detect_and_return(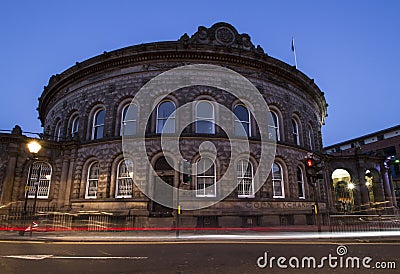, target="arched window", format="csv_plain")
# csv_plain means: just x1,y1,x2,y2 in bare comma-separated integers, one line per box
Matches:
86,162,99,198
234,104,250,137
308,125,313,150
121,104,137,136
116,159,133,198
70,115,79,138
237,159,254,198
92,109,105,140
196,101,215,134
195,157,216,197
55,121,61,141
272,162,285,198
26,162,52,199
292,119,300,145
297,166,305,199
156,101,175,134
268,111,280,141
